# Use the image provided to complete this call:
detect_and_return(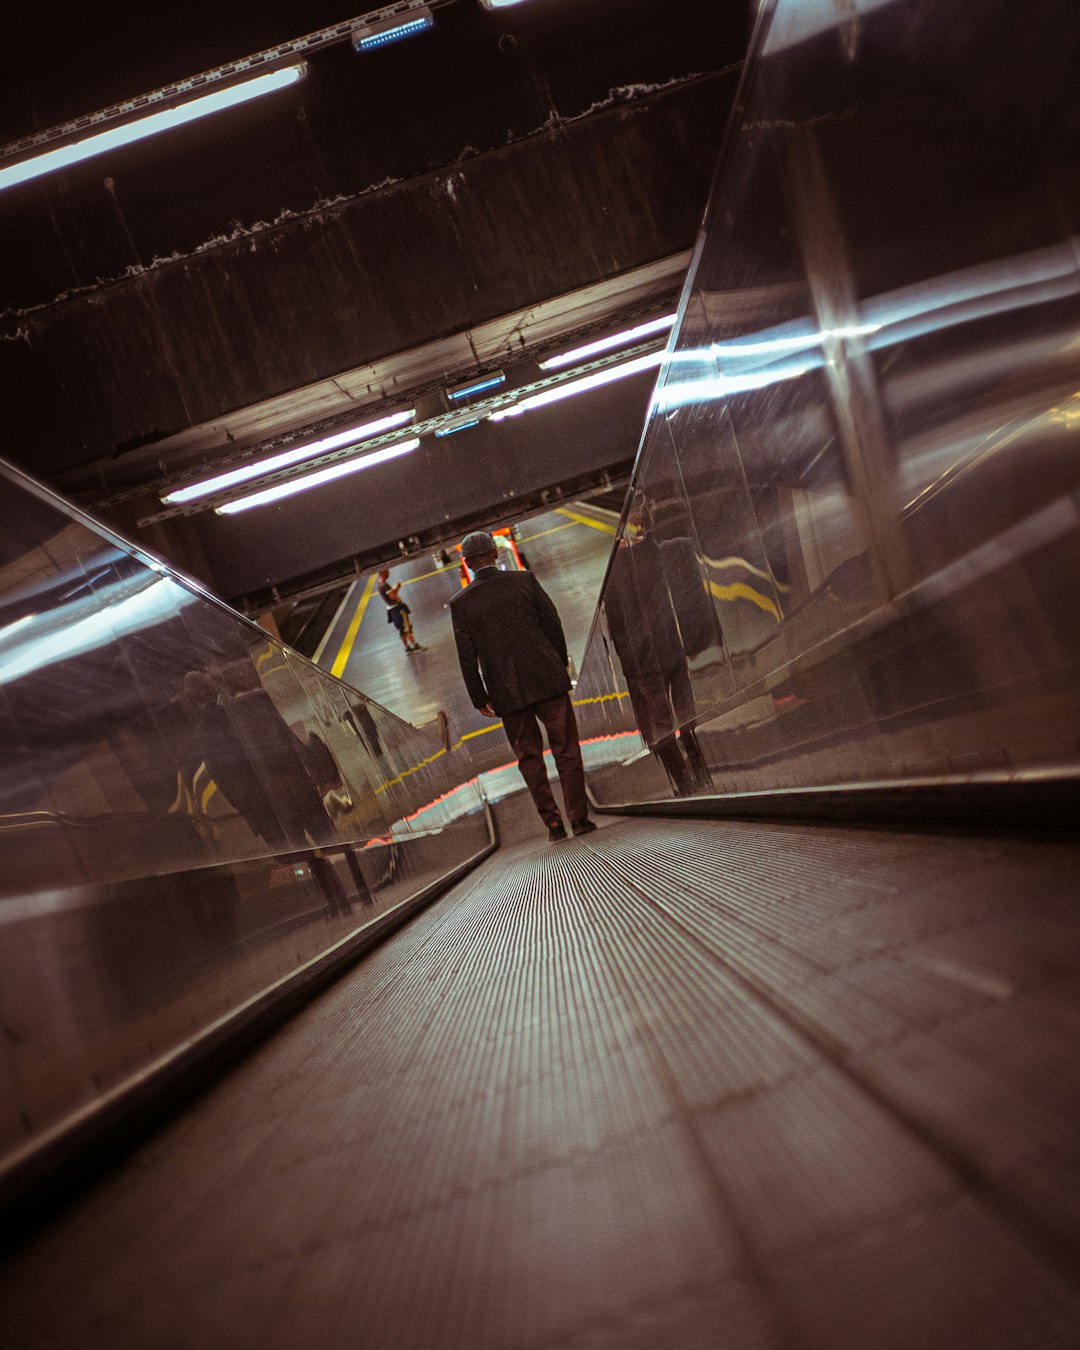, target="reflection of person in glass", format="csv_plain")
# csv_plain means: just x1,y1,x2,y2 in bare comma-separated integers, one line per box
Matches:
215,662,341,850
603,494,711,797
182,670,283,846
184,666,363,915
347,697,383,759
221,660,375,908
